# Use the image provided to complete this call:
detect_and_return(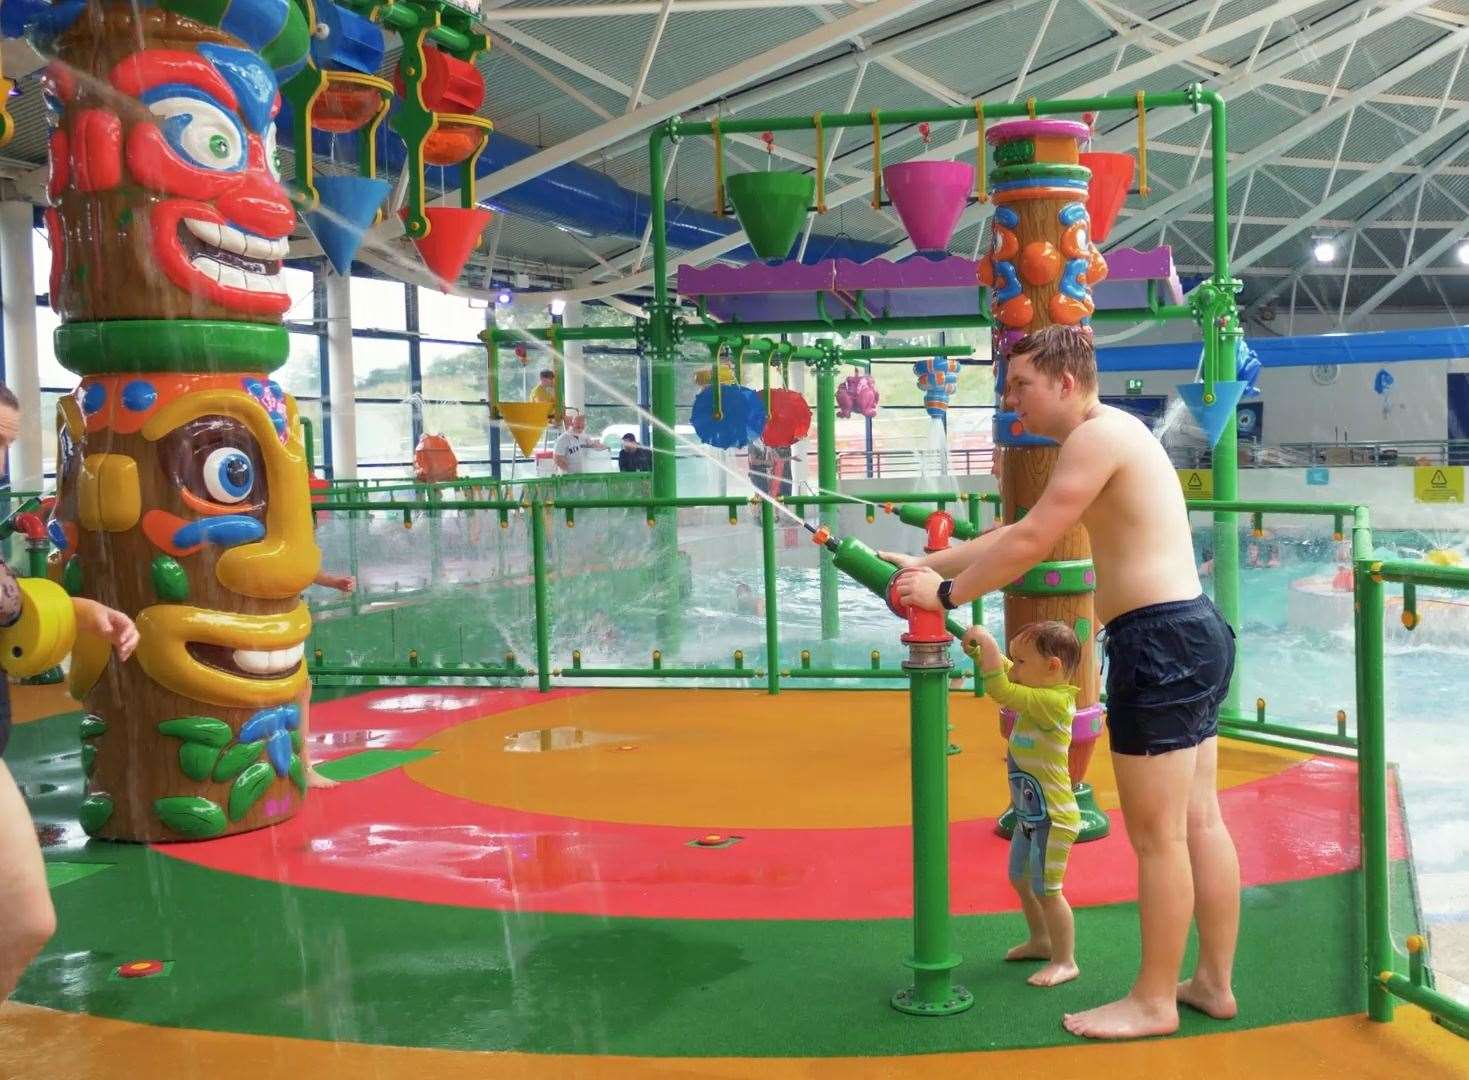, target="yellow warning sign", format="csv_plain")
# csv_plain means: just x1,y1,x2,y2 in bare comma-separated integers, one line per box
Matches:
1177,469,1213,500
1414,465,1464,503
